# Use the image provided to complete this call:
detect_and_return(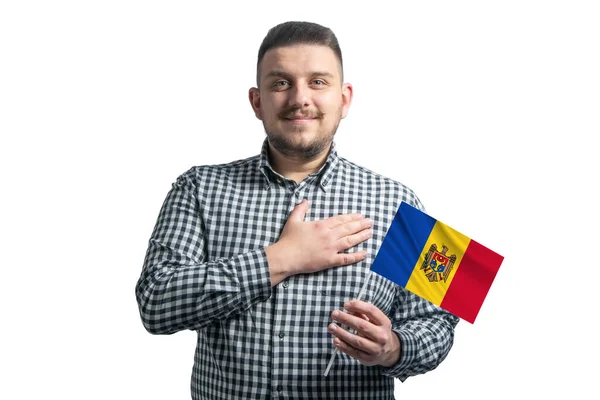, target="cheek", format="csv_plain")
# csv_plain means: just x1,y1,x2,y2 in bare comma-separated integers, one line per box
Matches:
262,100,284,119
316,94,343,114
